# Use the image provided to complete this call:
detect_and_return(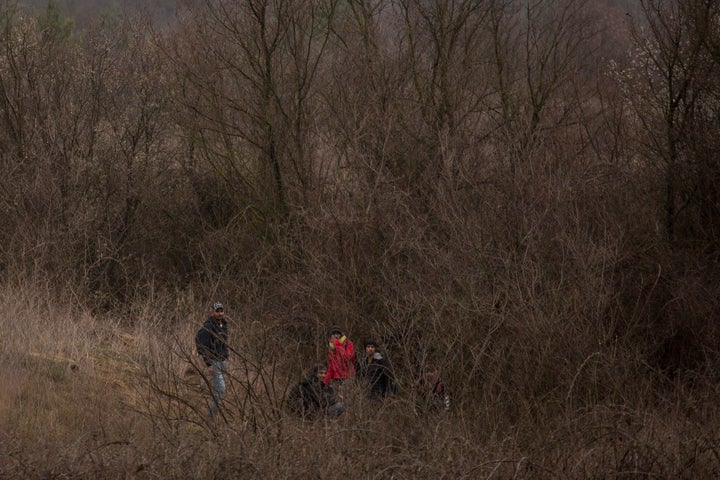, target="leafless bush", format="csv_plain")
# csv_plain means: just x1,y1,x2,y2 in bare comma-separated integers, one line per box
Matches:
1,0,720,477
